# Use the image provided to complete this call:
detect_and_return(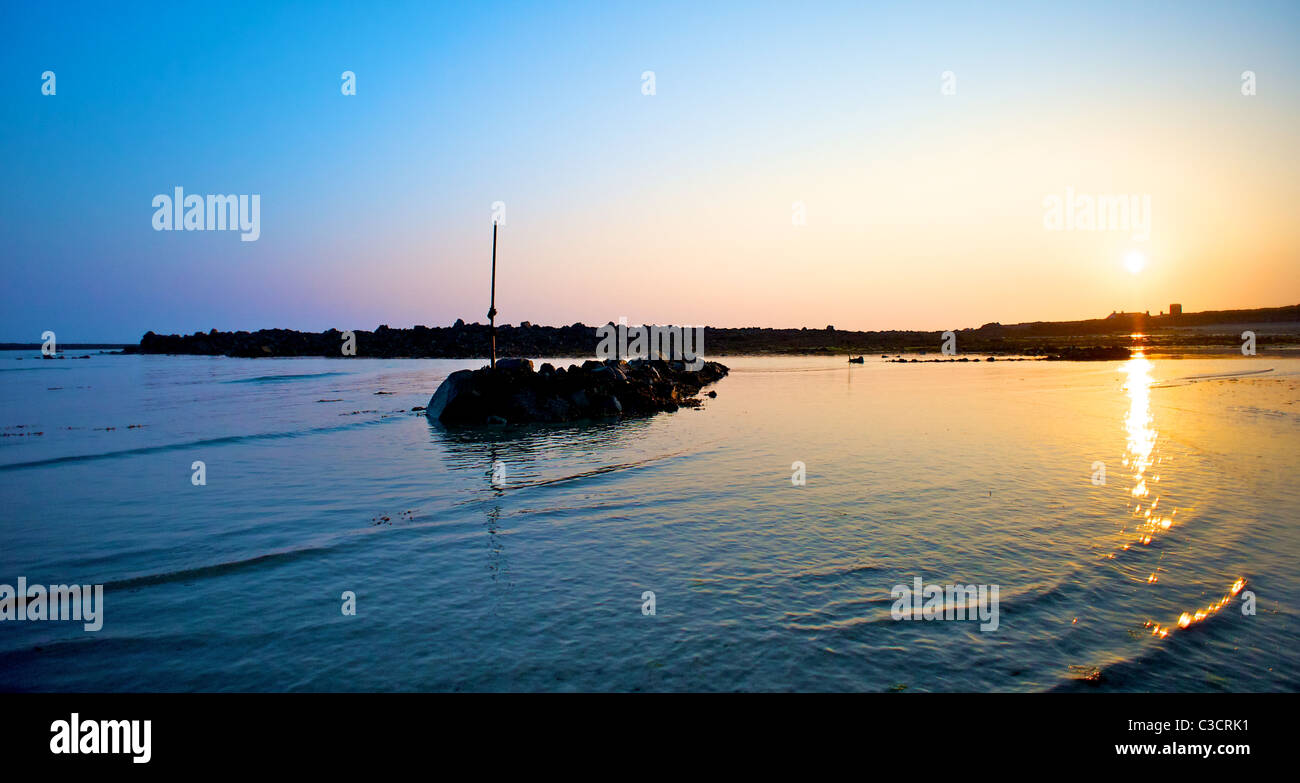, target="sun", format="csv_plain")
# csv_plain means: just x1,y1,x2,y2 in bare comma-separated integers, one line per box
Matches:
1124,250,1147,275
